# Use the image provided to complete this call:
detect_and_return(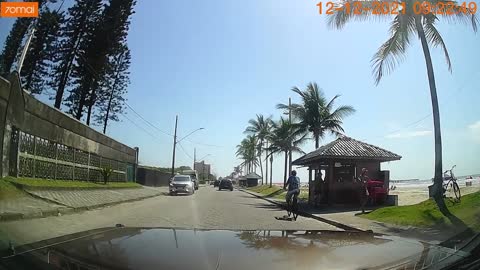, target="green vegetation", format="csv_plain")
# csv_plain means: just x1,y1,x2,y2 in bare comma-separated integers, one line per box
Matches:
247,185,308,202
363,191,480,232
248,185,282,196
236,83,354,188
5,177,141,189
273,189,309,202
101,167,114,184
0,178,25,200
